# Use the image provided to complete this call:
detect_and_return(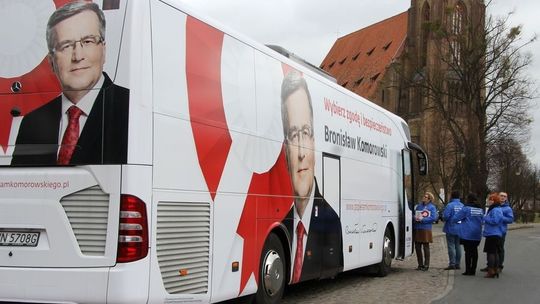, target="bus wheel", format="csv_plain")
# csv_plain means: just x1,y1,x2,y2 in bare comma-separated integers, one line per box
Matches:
376,227,394,277
255,233,286,304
